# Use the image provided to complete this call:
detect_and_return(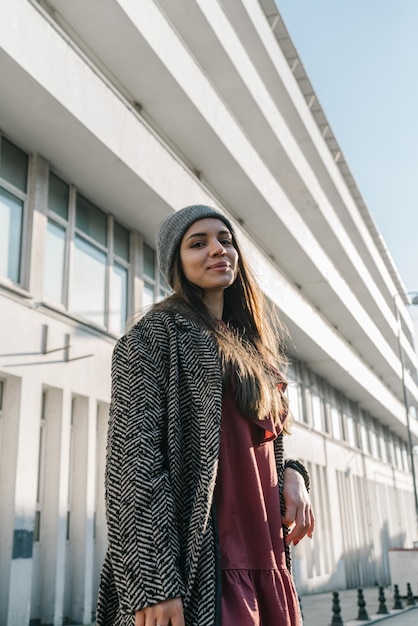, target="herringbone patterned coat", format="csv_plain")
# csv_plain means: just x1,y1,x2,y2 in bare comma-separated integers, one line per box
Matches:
96,309,288,626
